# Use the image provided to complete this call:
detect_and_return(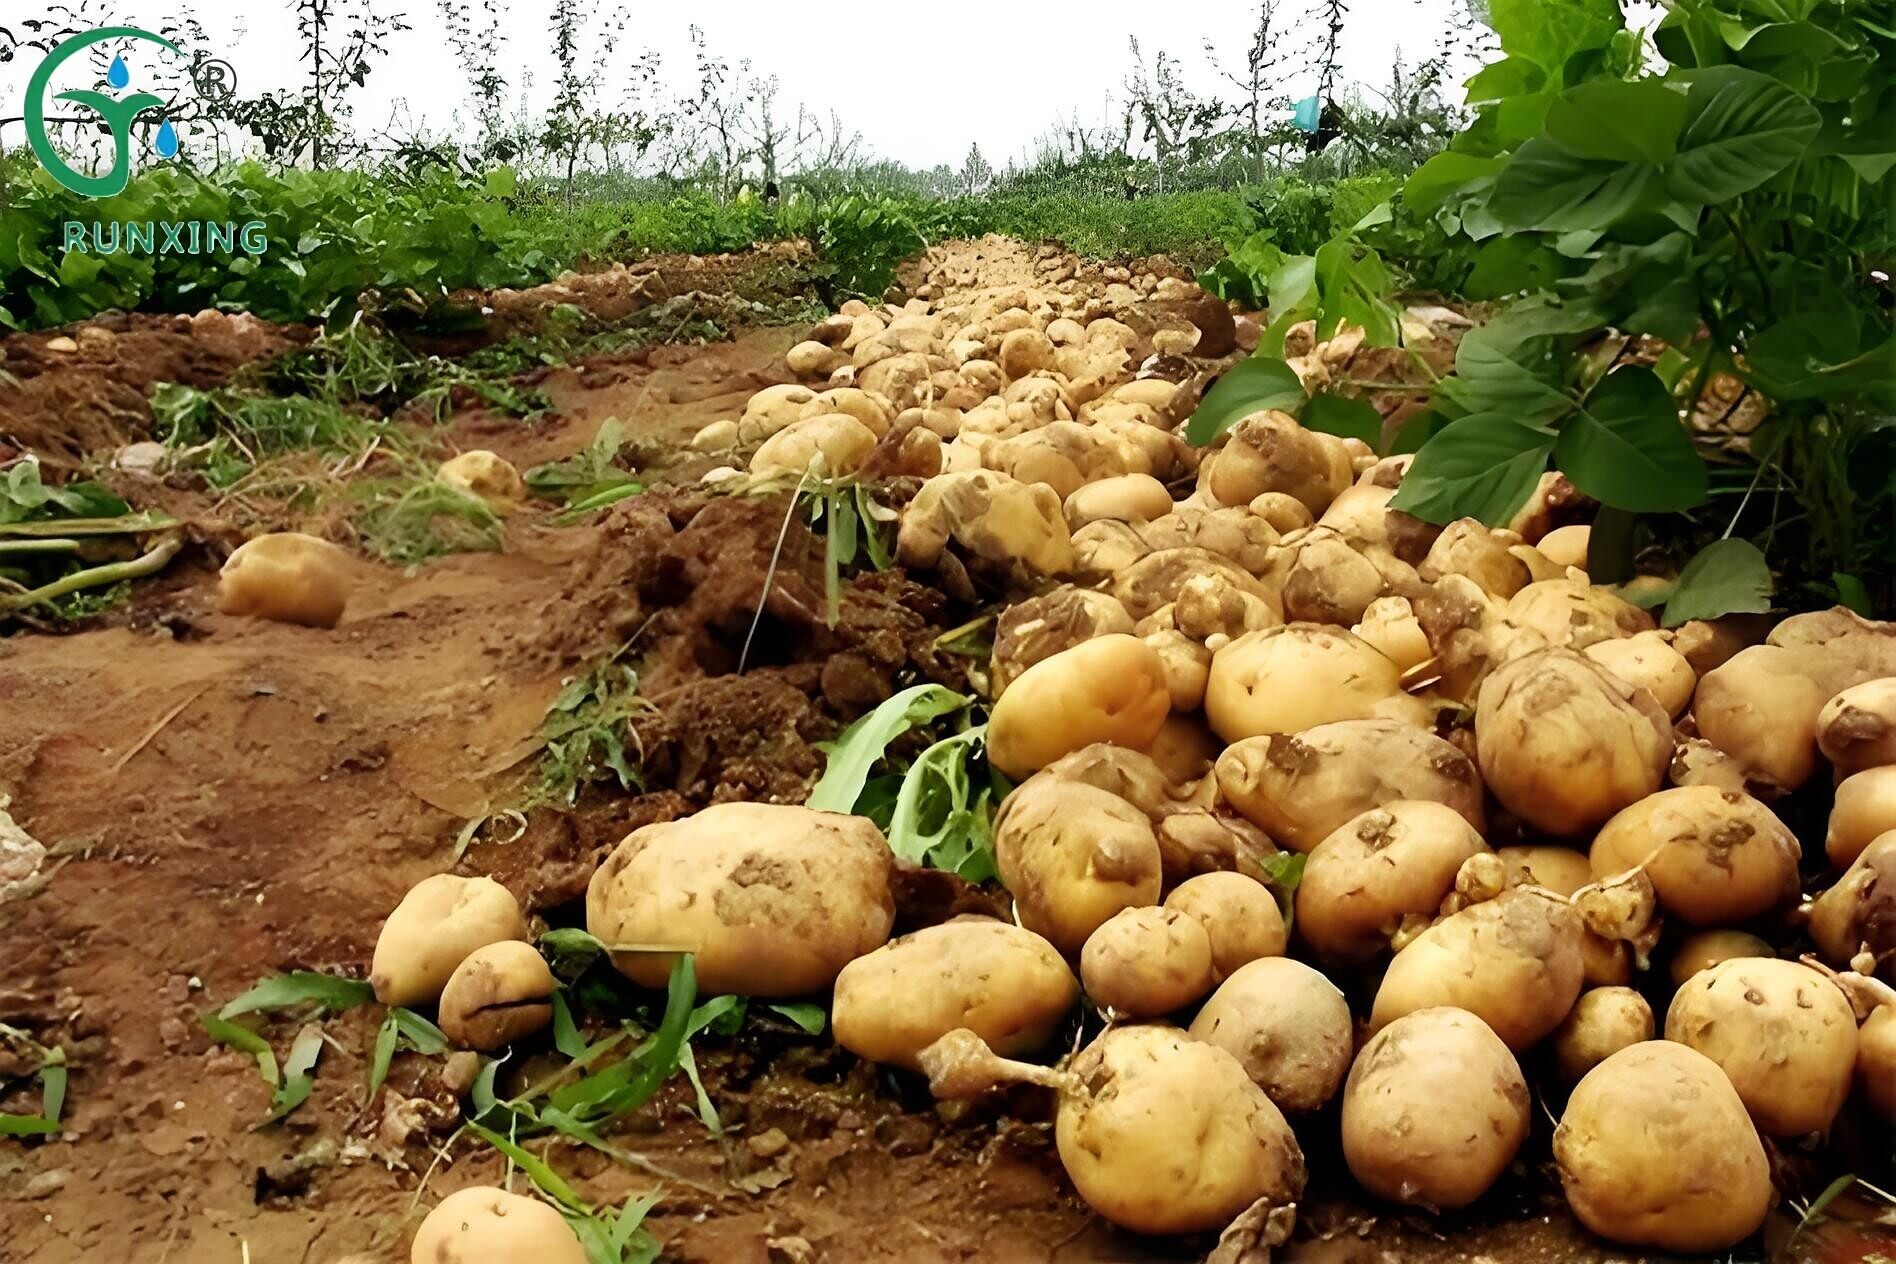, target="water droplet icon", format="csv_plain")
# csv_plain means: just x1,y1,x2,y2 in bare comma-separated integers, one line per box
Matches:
108,56,130,90
155,120,179,158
